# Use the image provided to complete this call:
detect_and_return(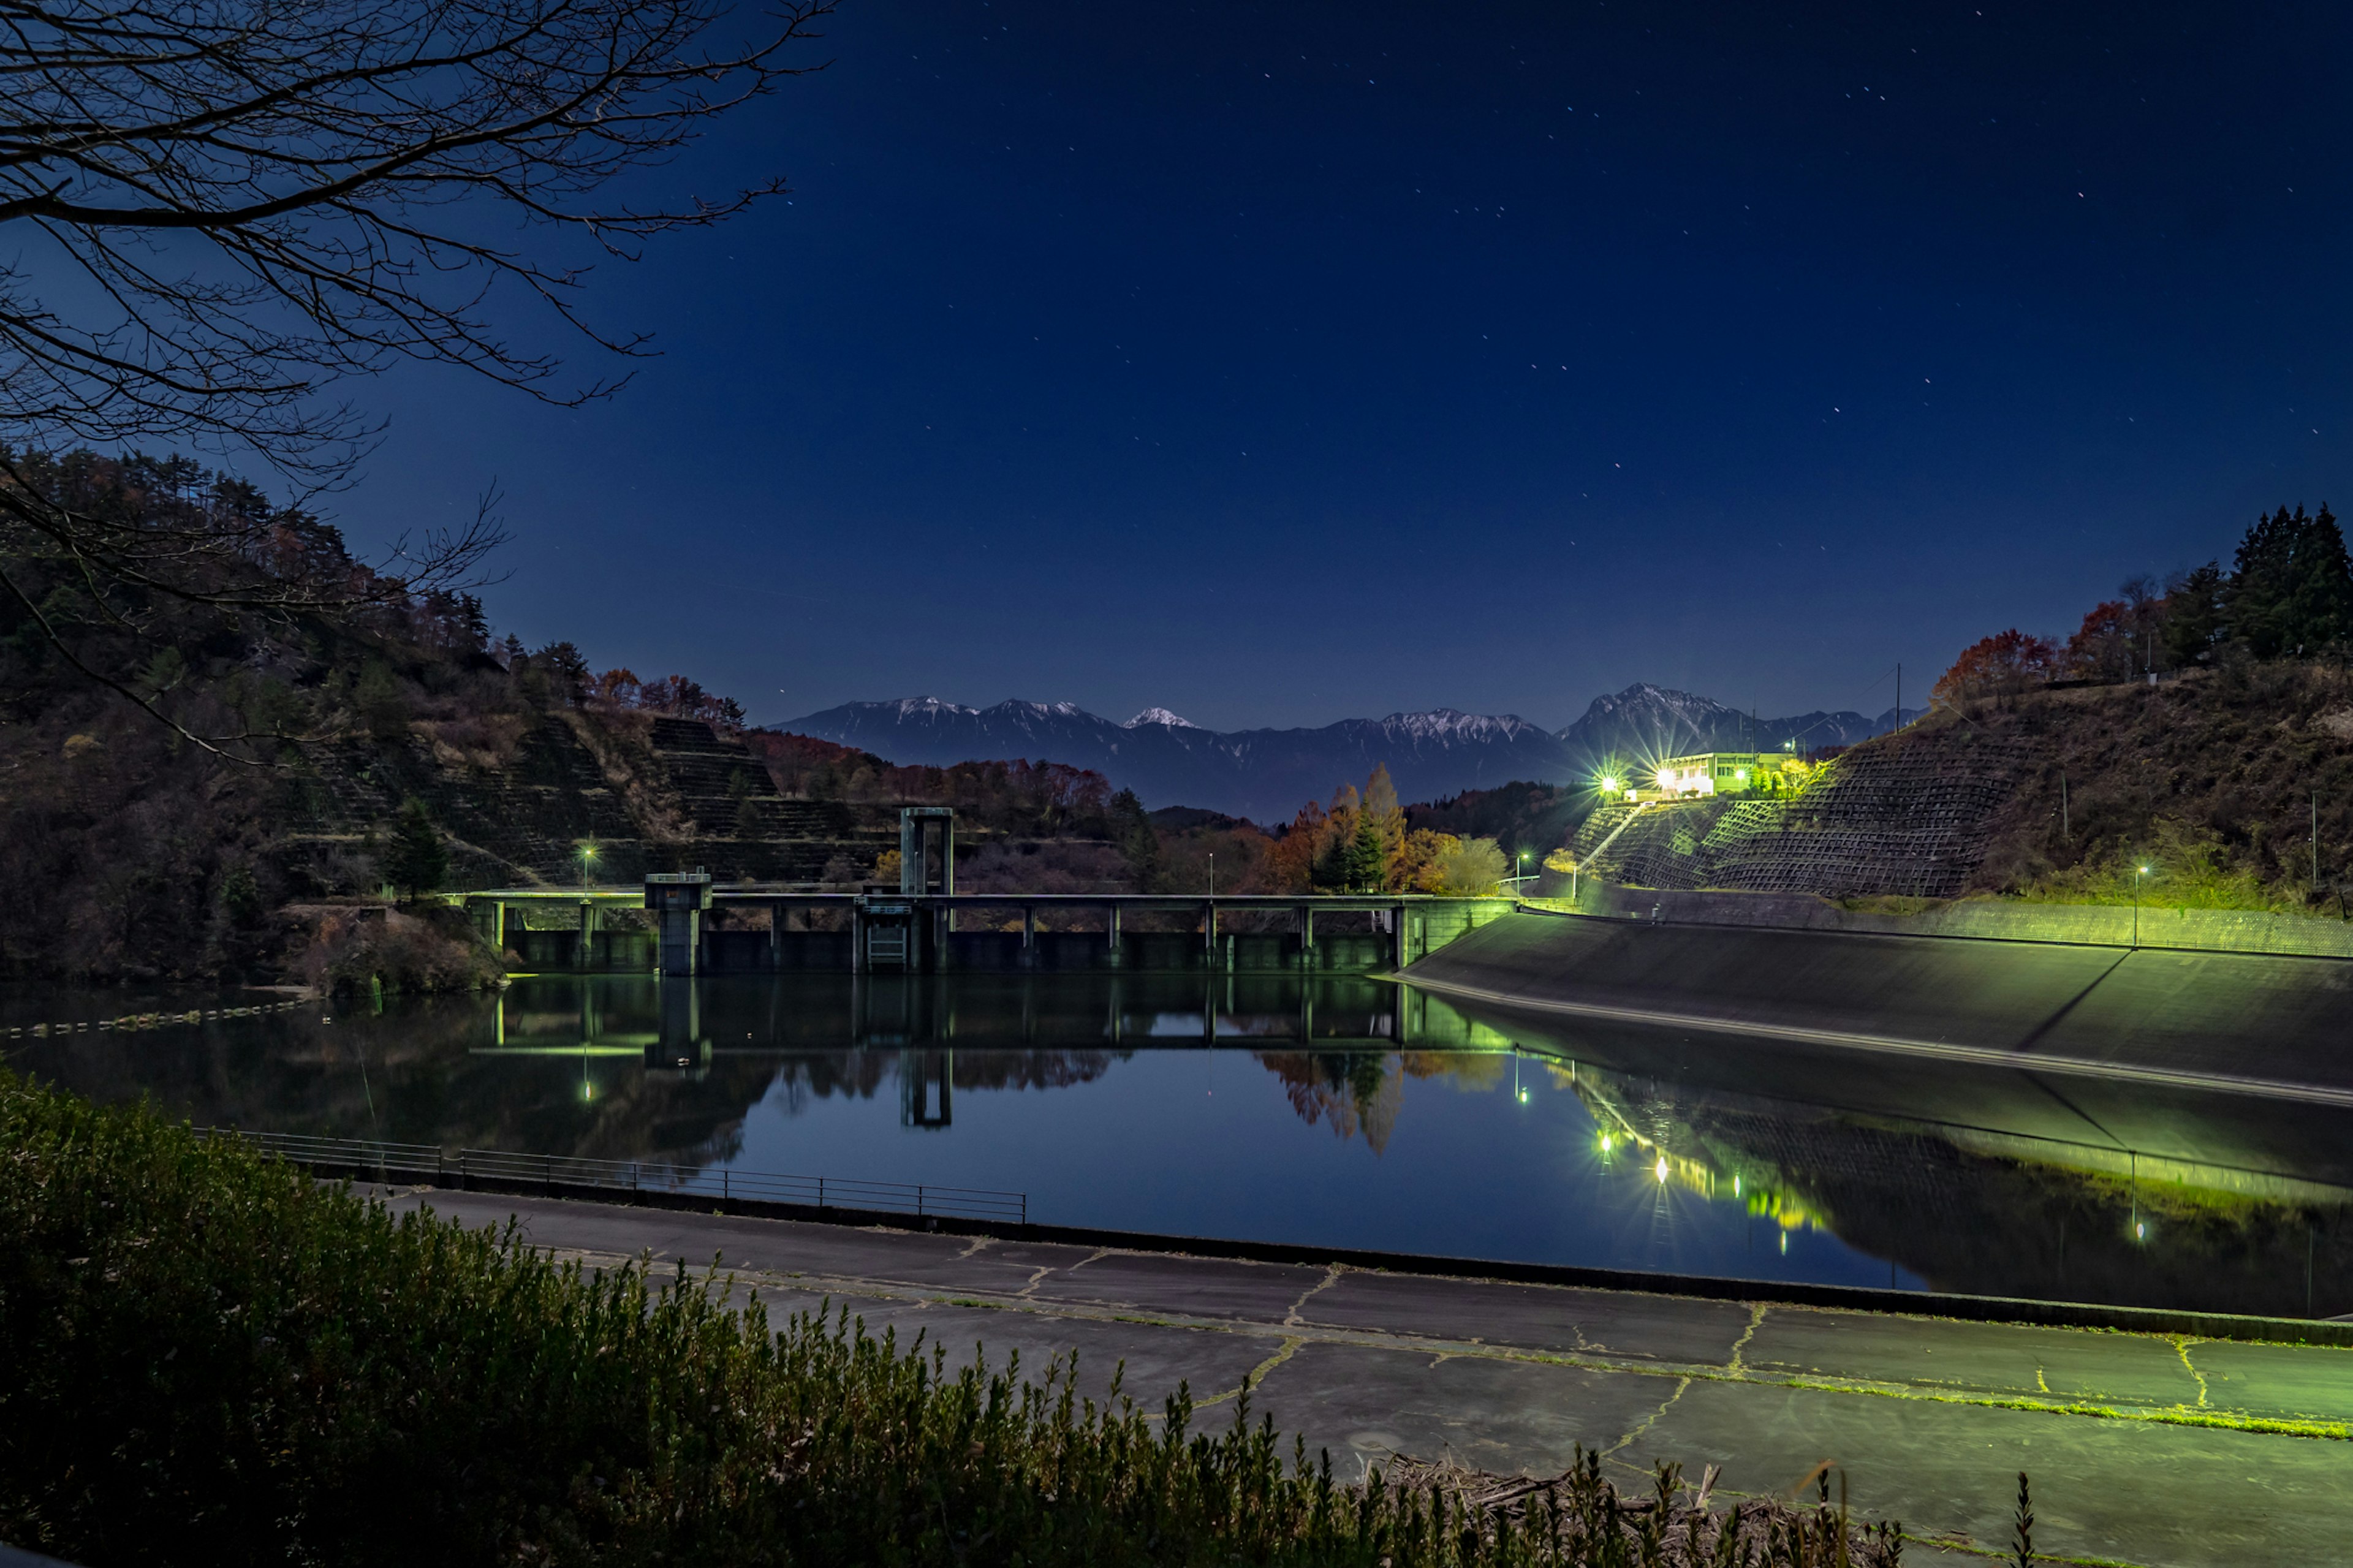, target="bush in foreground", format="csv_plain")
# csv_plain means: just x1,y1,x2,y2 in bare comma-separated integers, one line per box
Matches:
0,1071,1916,1566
